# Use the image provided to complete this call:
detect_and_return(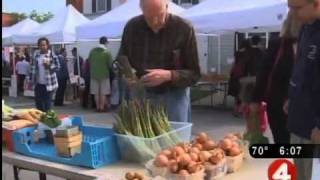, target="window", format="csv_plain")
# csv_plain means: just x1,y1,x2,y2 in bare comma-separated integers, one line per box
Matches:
97,0,107,12
178,0,199,5
94,0,111,13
